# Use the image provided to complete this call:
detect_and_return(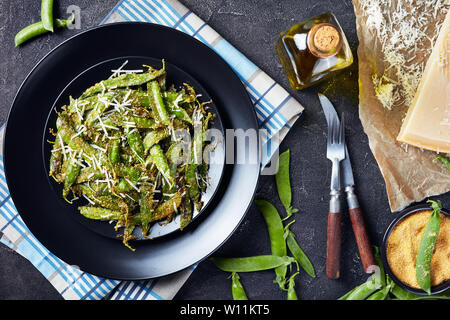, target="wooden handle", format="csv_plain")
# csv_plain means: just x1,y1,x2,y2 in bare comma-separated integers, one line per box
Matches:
326,212,342,279
349,207,376,273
